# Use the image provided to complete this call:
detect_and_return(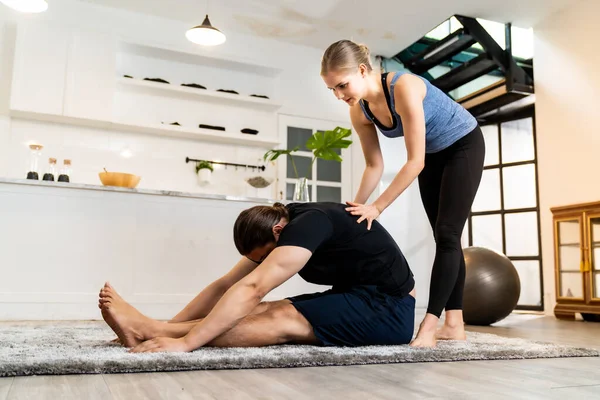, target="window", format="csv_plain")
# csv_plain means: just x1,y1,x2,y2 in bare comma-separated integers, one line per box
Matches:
466,111,543,310
277,115,352,203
